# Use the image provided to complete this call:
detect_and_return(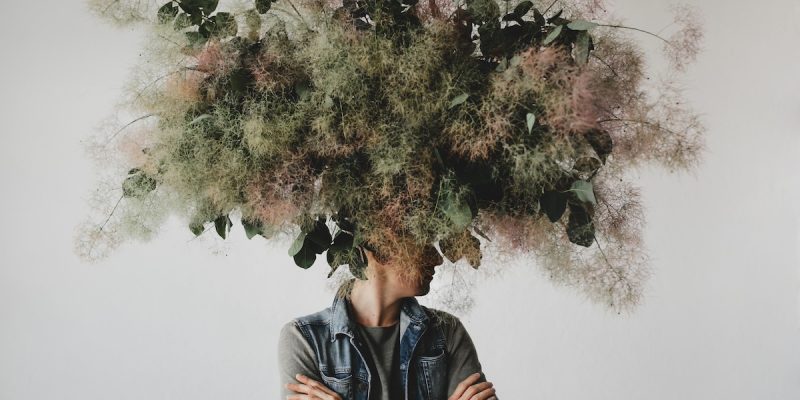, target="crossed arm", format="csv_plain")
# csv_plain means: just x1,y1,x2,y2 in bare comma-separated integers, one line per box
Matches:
277,318,498,399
